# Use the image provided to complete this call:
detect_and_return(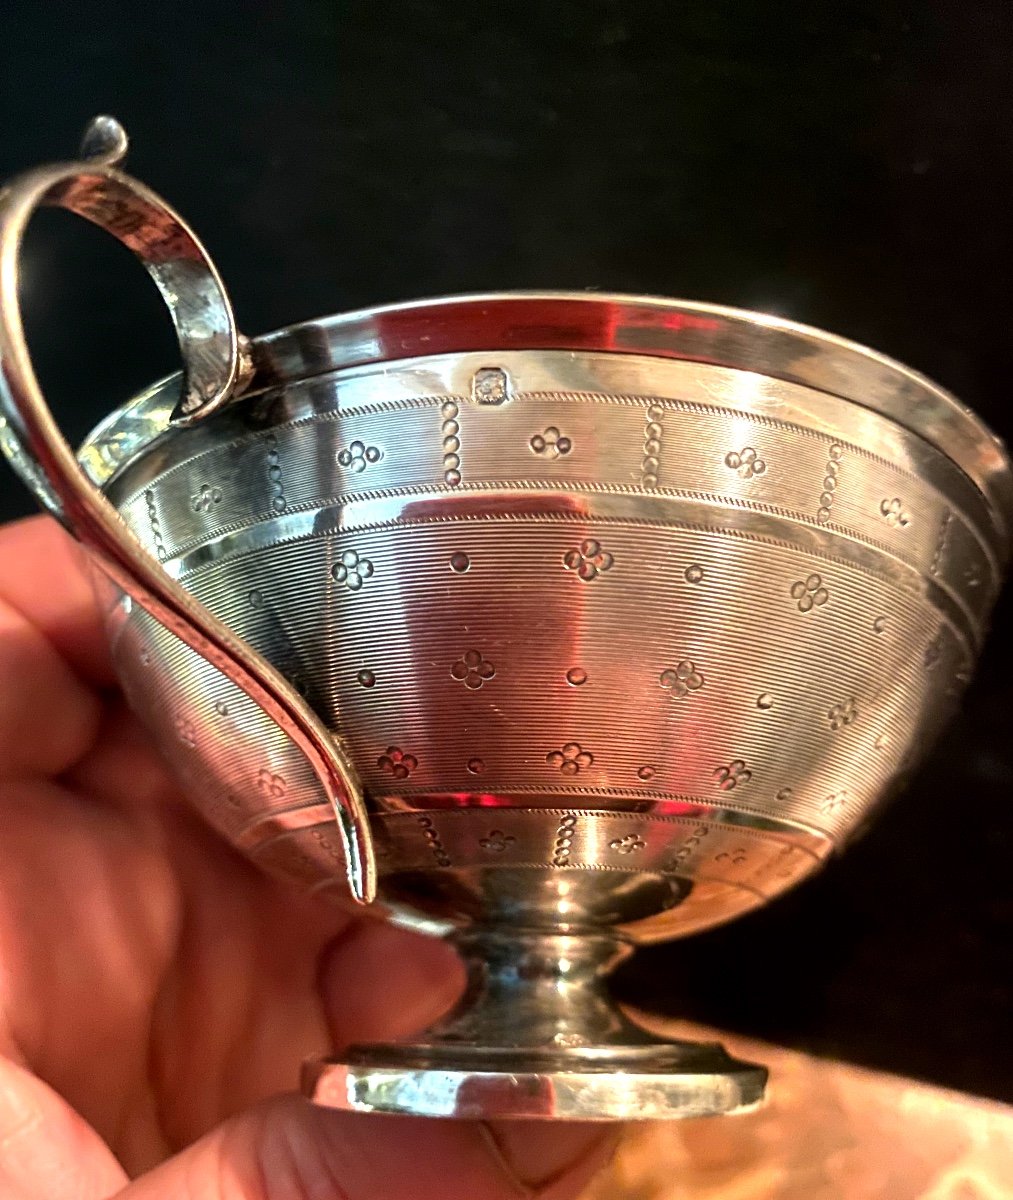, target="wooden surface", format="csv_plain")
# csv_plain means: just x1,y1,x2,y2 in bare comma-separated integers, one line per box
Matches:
582,1020,1013,1199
